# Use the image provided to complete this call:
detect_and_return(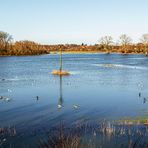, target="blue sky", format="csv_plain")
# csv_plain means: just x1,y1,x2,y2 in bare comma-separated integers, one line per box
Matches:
0,0,148,44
